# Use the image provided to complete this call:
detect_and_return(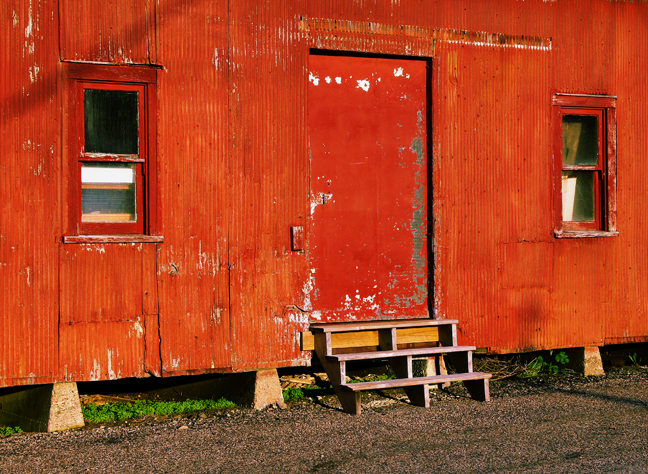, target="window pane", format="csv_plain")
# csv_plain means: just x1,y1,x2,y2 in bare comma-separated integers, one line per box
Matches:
84,89,138,154
562,115,598,166
82,163,137,222
562,171,595,222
